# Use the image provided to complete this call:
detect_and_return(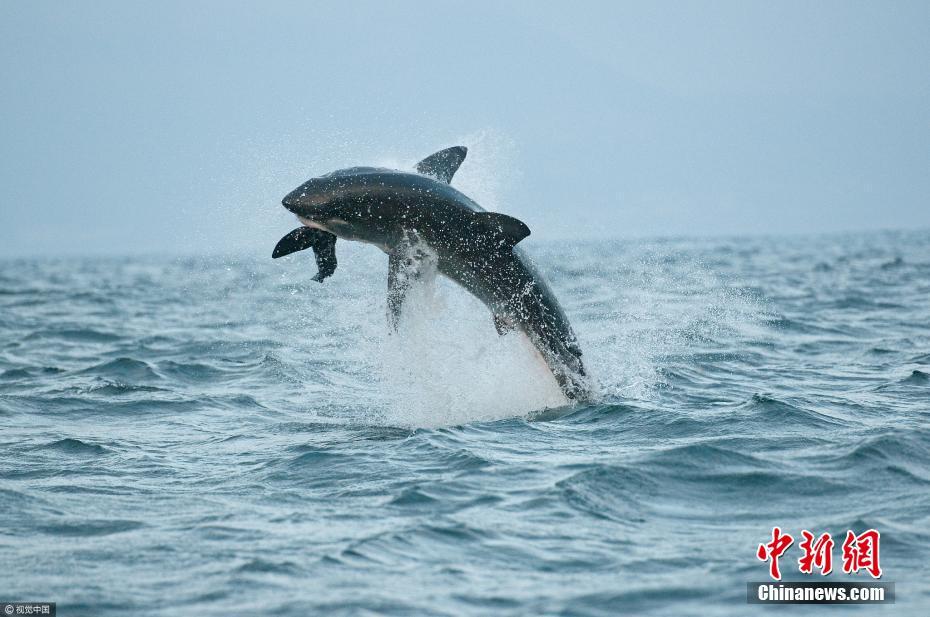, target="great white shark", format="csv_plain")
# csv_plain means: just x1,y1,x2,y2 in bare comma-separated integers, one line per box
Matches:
272,146,593,401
